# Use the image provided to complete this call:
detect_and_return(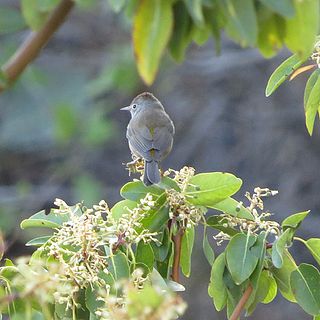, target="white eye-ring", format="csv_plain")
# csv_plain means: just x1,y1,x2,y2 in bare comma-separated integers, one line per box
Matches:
132,104,137,109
